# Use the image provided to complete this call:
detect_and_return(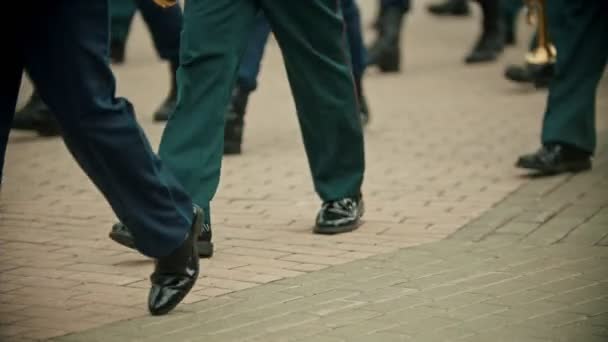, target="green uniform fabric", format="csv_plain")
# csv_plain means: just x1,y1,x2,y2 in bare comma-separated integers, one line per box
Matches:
501,0,539,51
541,0,608,153
501,0,523,40
159,0,365,211
109,0,137,44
